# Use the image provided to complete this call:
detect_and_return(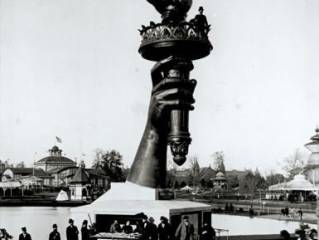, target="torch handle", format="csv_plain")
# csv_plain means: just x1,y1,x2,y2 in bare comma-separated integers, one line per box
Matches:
164,62,193,166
